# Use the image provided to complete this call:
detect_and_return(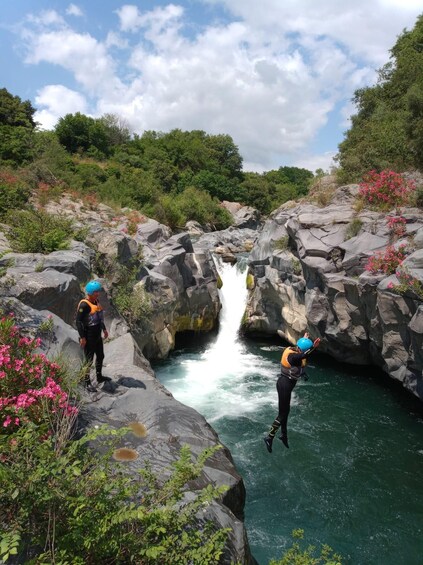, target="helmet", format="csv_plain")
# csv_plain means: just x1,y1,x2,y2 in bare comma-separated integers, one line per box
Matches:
296,337,313,352
85,280,102,295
